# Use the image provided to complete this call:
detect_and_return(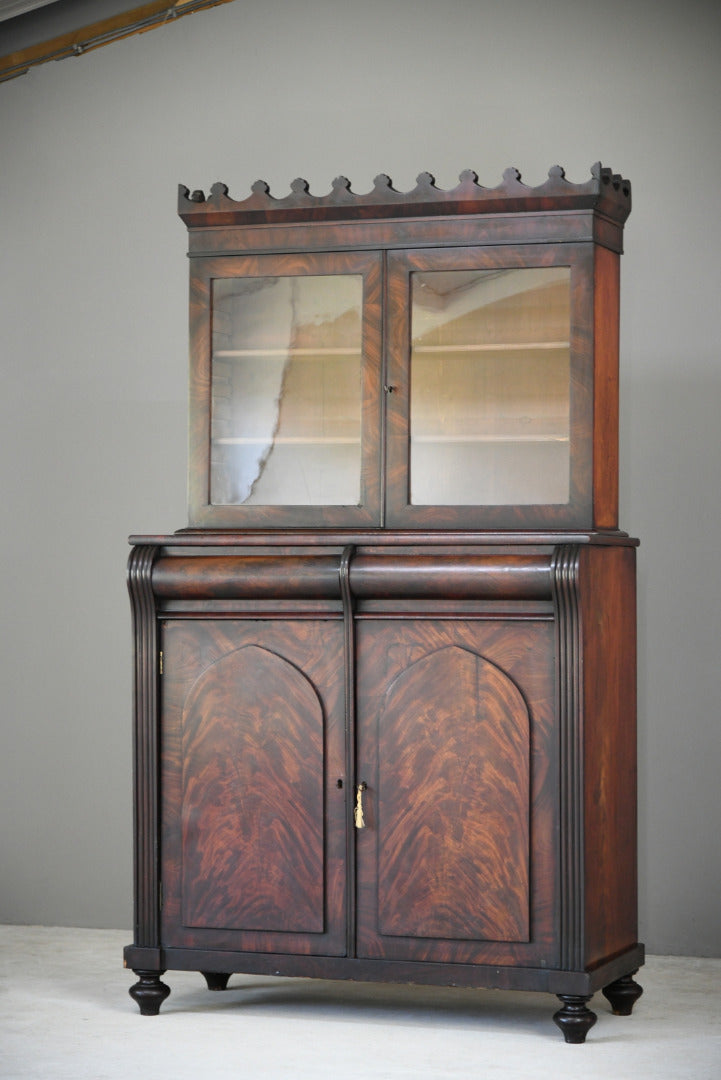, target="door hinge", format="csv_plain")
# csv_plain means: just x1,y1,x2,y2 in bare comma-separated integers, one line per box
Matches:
159,651,164,676
159,881,163,910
